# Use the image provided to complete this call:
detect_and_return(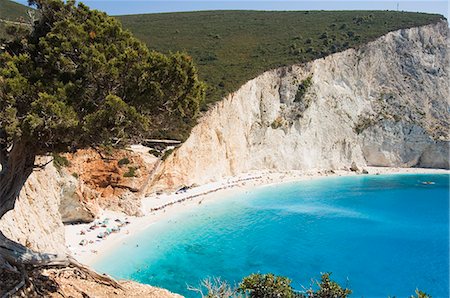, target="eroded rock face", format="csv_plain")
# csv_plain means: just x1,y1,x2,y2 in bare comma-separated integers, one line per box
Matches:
59,174,97,224
0,157,66,254
64,148,158,217
152,20,449,190
418,141,450,169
